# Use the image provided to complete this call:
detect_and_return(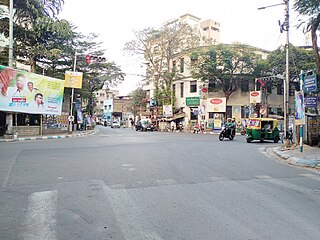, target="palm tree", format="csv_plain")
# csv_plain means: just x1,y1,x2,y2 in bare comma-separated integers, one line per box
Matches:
294,0,320,73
